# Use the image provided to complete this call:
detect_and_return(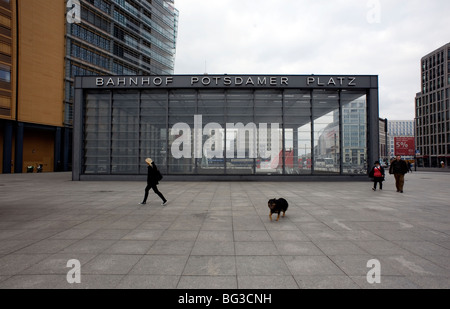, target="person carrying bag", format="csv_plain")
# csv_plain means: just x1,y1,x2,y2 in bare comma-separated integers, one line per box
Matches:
139,158,168,206
369,161,385,191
